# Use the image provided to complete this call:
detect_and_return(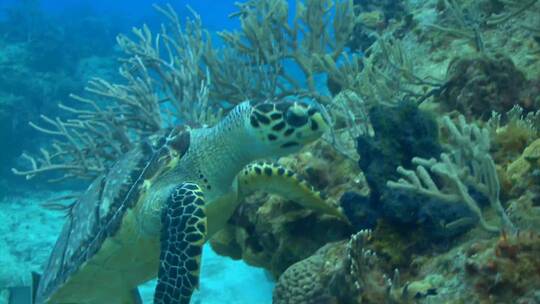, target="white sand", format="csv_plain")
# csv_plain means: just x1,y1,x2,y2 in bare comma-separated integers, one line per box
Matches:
0,191,274,304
